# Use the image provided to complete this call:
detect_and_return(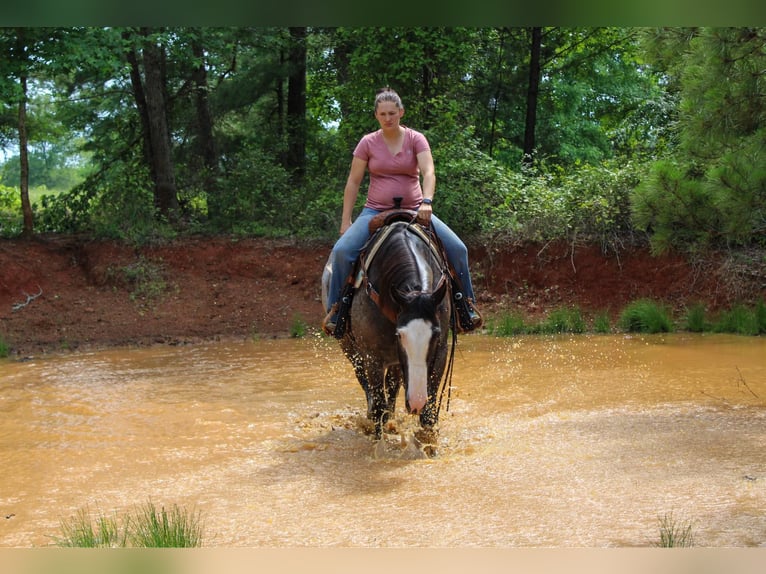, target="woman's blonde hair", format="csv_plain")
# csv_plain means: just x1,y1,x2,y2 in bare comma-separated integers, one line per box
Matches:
374,86,403,111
